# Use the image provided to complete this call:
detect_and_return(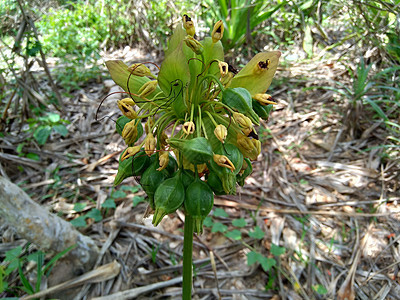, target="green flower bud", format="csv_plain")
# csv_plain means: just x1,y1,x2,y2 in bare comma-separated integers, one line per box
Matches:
152,175,185,226
184,178,214,234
